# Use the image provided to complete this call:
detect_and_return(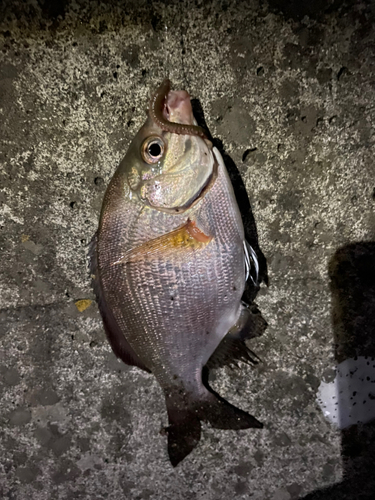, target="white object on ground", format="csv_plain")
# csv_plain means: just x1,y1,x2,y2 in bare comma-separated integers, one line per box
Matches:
317,356,375,429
